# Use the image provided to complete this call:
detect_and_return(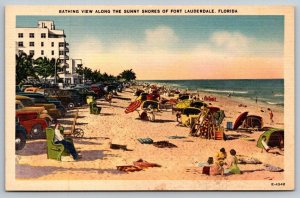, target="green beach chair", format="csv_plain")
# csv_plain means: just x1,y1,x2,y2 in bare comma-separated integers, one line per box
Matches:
46,128,71,161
